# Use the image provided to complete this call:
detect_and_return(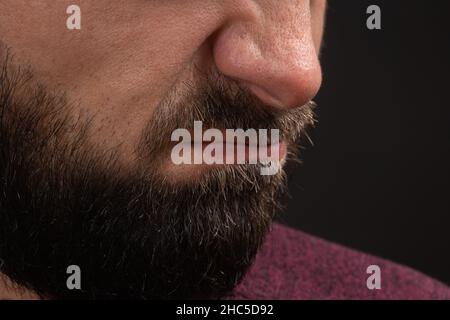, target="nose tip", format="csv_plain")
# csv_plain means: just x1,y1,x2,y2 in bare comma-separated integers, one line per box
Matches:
244,66,322,110
213,24,322,110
